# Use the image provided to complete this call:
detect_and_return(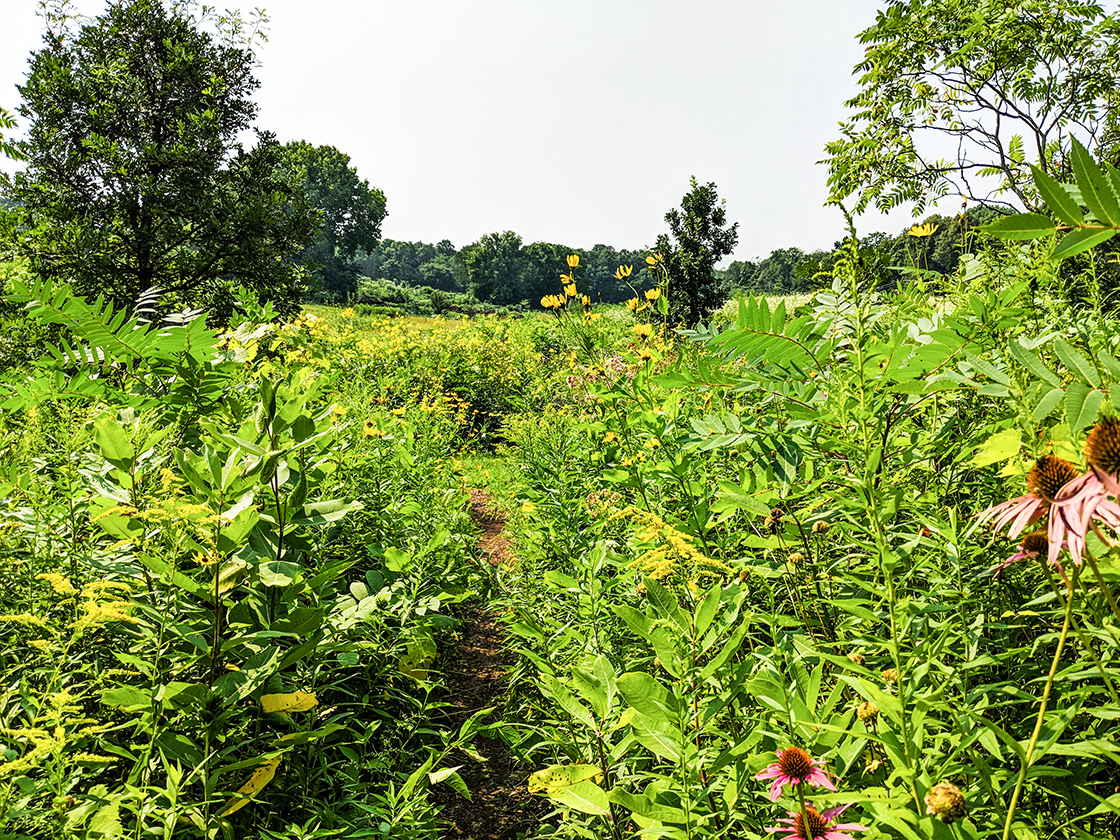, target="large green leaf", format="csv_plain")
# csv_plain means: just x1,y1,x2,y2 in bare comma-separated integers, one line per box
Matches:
93,415,135,472
1072,138,1120,227
1030,164,1085,227
980,214,1057,239
1051,226,1117,260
